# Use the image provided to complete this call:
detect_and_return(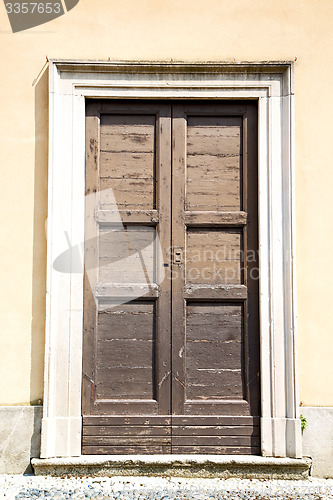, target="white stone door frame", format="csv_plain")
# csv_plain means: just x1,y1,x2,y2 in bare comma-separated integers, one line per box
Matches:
41,60,301,459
